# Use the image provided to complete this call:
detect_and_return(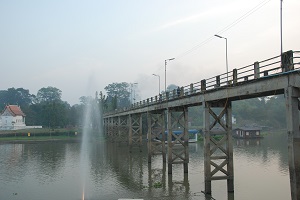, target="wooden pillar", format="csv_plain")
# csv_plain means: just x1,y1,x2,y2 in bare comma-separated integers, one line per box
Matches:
285,86,300,200
103,118,107,136
129,113,143,153
167,106,189,174
203,100,234,194
226,101,234,192
129,114,133,151
204,102,211,194
147,111,166,163
117,115,128,144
